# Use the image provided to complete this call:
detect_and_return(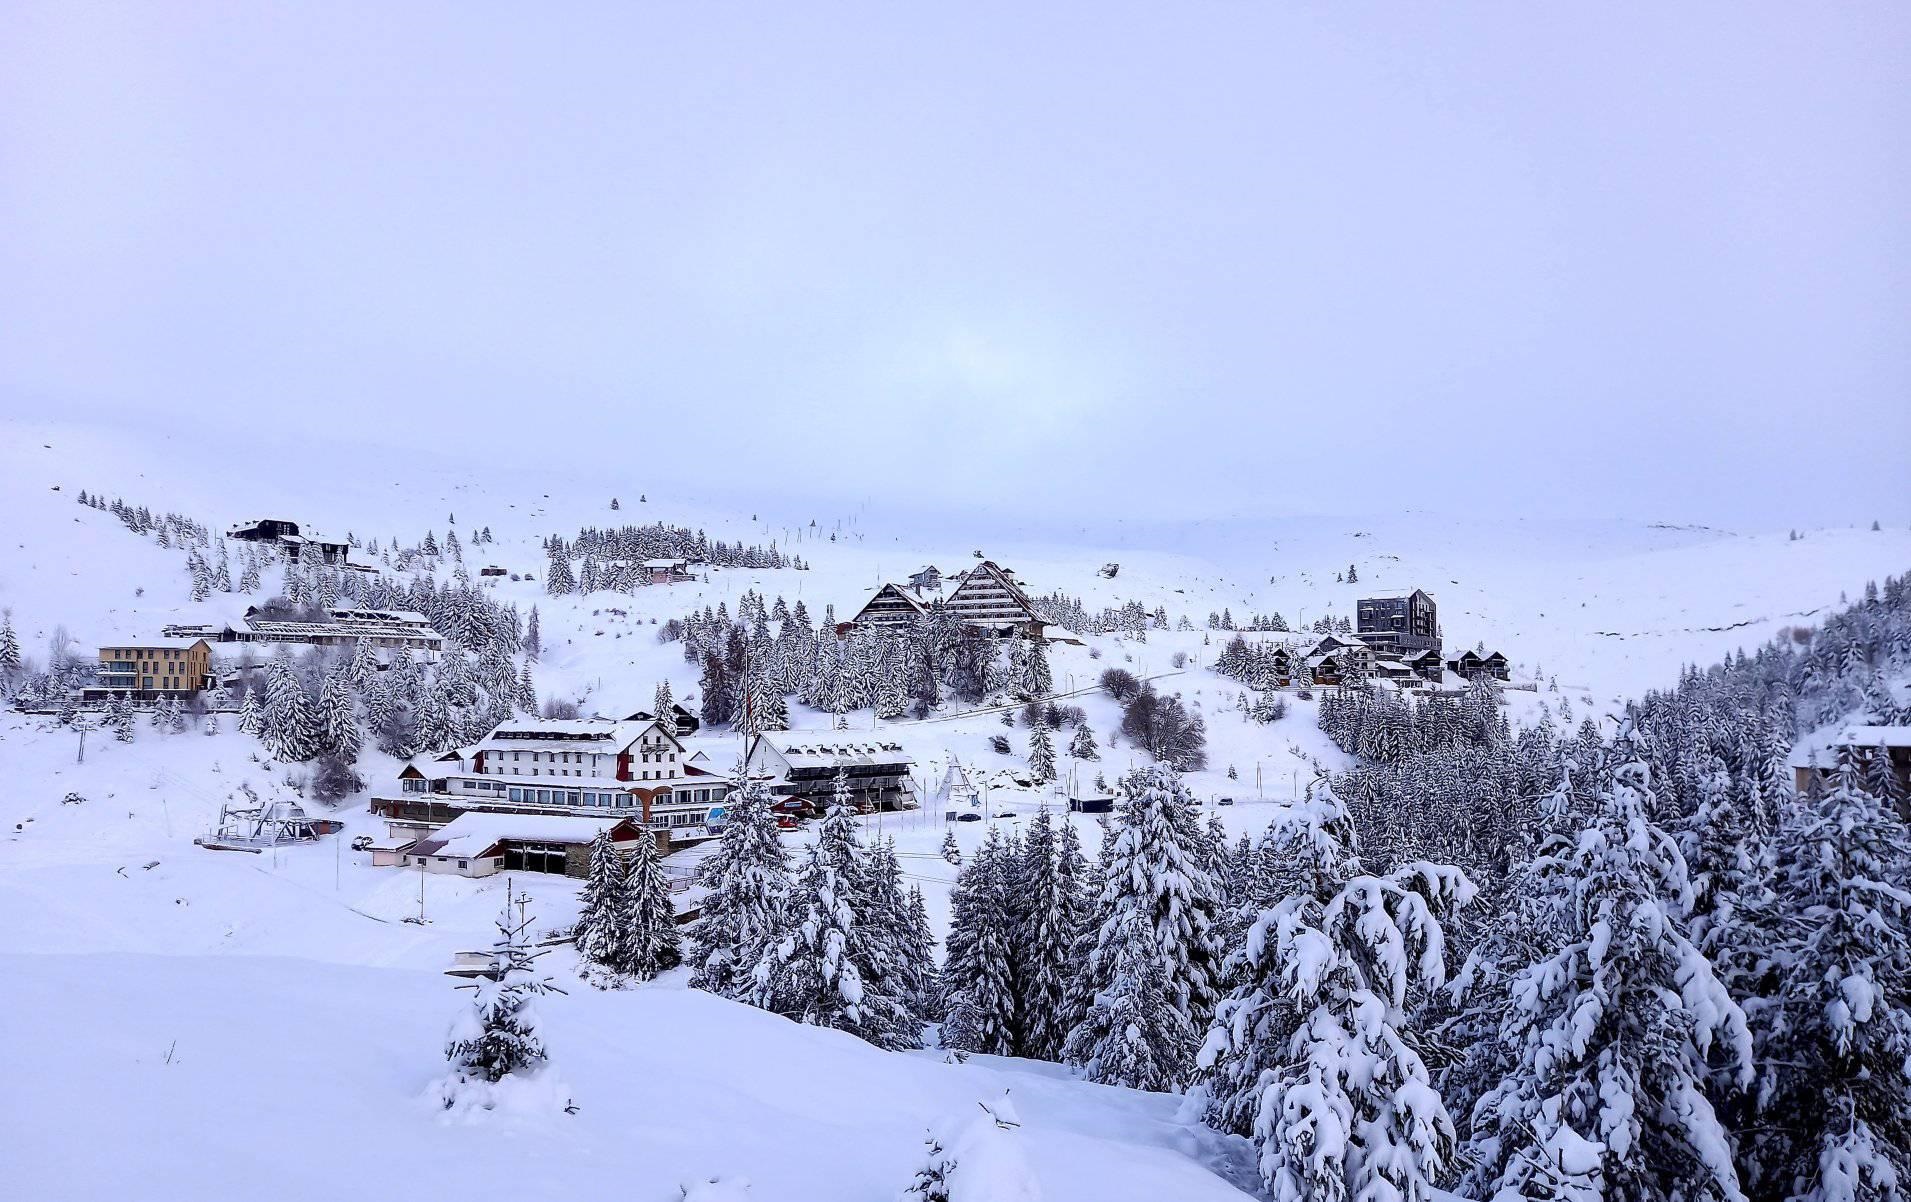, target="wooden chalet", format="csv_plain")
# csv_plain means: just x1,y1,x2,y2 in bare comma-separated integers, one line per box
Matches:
624,702,701,737
1404,647,1445,682
1447,649,1511,681
1309,635,1373,682
848,582,932,631
745,735,919,813
226,517,350,565
1789,724,1911,817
